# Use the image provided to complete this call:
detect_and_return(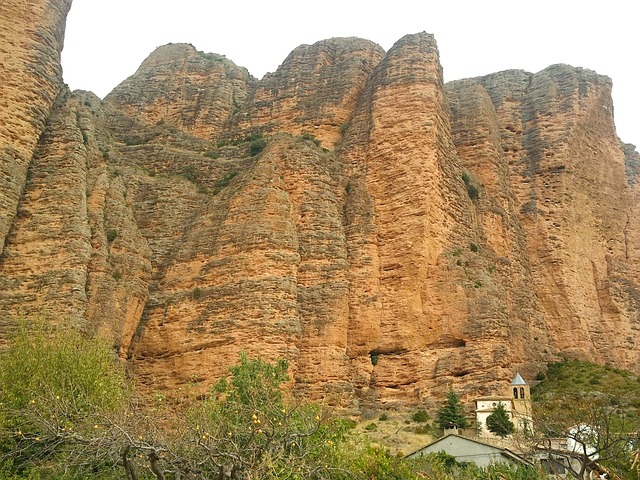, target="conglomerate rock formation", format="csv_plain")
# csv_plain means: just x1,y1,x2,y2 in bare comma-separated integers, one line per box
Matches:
1,0,638,412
